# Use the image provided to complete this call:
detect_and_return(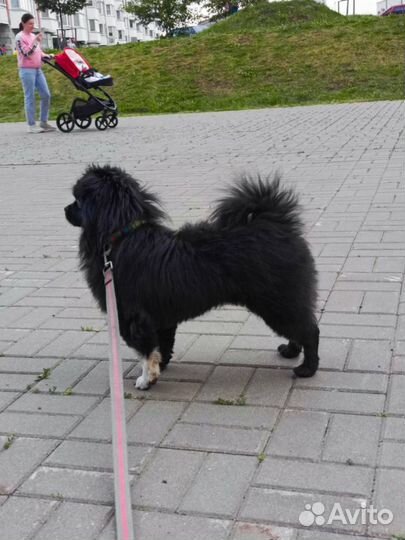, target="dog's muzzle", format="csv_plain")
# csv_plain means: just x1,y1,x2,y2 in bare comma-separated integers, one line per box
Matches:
64,202,82,227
